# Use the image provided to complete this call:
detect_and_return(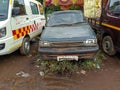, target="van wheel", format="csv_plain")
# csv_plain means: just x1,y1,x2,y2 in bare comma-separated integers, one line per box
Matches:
20,37,30,55
102,36,116,56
